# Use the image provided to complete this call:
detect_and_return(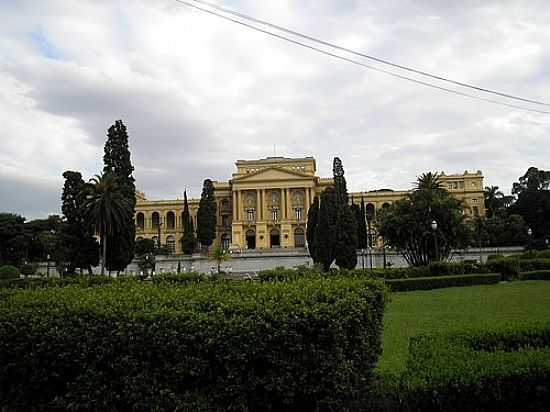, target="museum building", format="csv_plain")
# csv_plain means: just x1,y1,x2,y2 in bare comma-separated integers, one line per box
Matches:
135,156,485,254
